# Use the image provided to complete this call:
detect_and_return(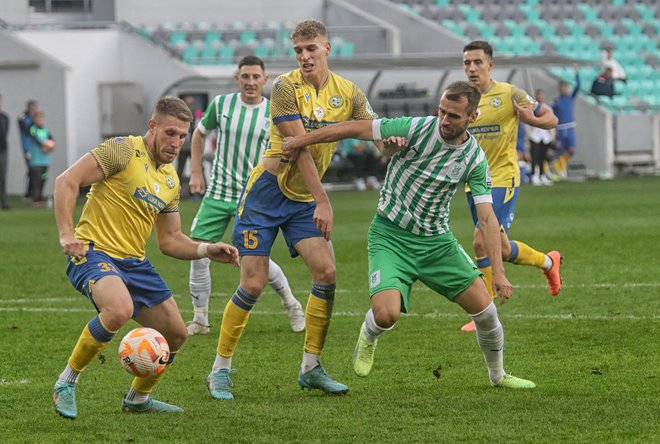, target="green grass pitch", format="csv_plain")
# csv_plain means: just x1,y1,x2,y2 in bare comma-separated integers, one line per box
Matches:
1,177,658,442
